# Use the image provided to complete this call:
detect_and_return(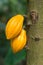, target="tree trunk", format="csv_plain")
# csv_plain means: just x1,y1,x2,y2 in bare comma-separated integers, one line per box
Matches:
27,0,43,65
